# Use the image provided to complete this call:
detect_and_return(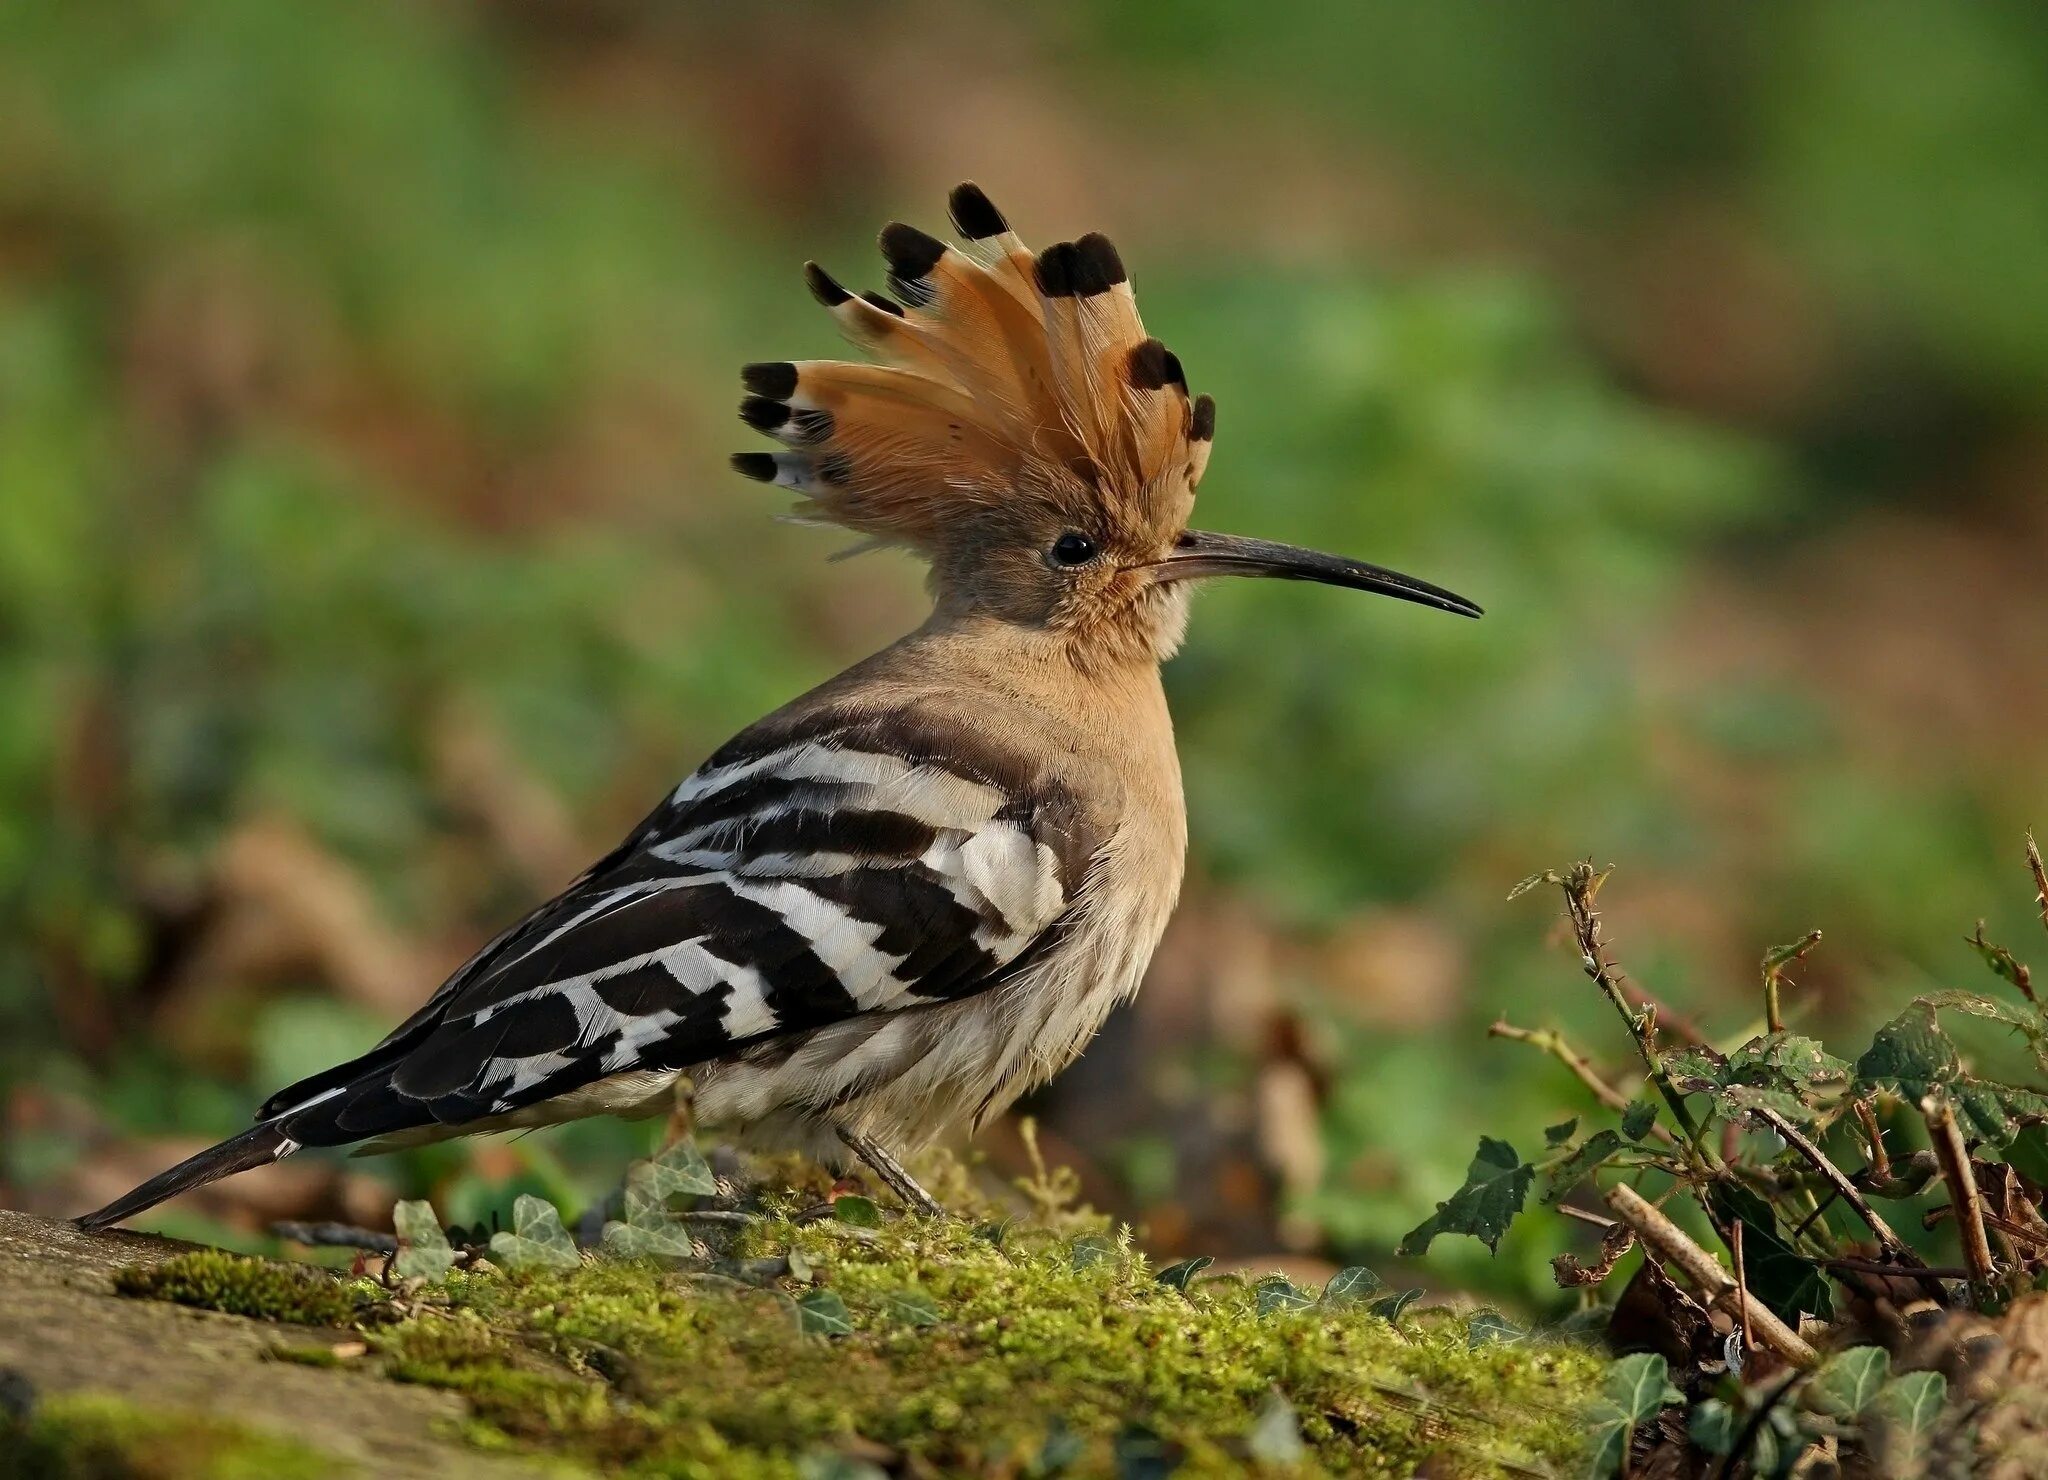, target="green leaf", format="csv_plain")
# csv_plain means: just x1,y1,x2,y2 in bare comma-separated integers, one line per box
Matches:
1580,1402,1629,1479
620,1143,717,1227
878,1288,941,1328
833,1195,883,1229
1604,1352,1672,1422
1621,1100,1658,1141
1154,1256,1213,1295
1320,1265,1383,1306
1730,1032,1853,1096
1466,1308,1525,1349
1367,1287,1423,1322
1805,1345,1889,1417
1873,1370,1946,1434
1245,1391,1306,1465
391,1200,458,1281
1397,1136,1533,1256
1254,1275,1312,1318
1070,1233,1116,1271
2006,1124,2048,1183
1967,924,2035,995
1542,1129,1624,1203
1856,1001,2048,1142
1507,869,1563,902
1687,1398,1738,1455
1545,1118,1579,1146
488,1193,581,1272
1708,1184,1833,1322
786,1247,814,1284
795,1288,854,1336
599,1218,697,1261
